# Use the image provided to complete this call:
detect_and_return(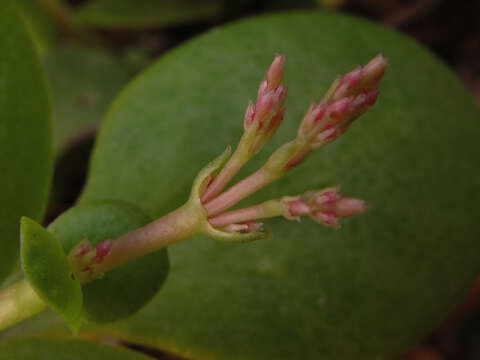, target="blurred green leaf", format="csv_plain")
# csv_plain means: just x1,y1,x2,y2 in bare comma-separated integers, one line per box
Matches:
74,0,223,29
0,0,53,284
0,338,153,360
76,11,480,359
48,200,169,323
20,217,82,333
15,0,58,55
44,44,131,156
